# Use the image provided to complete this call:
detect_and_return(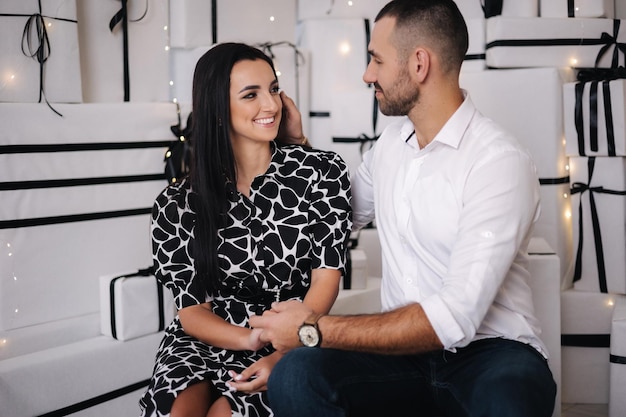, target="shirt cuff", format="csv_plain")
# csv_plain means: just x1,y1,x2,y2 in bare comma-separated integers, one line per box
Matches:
420,294,467,350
